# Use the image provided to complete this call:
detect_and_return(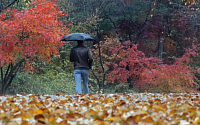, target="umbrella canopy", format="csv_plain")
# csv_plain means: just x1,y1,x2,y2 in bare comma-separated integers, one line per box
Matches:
61,33,95,41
